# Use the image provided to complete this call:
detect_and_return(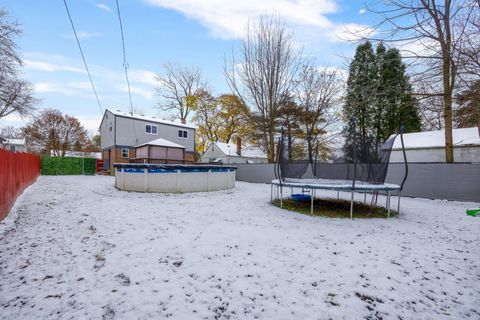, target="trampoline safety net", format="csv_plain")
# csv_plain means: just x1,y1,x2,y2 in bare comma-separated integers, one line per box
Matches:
274,122,407,188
